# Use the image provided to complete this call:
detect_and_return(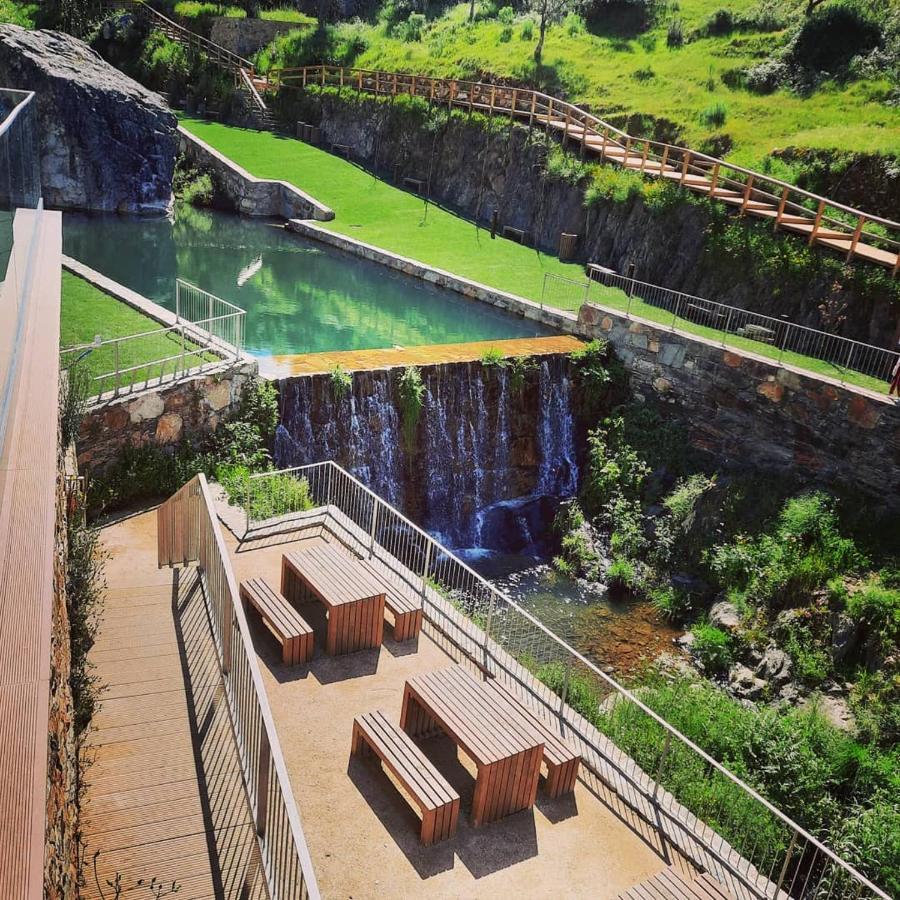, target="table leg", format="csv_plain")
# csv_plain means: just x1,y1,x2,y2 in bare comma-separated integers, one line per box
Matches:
326,606,340,655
